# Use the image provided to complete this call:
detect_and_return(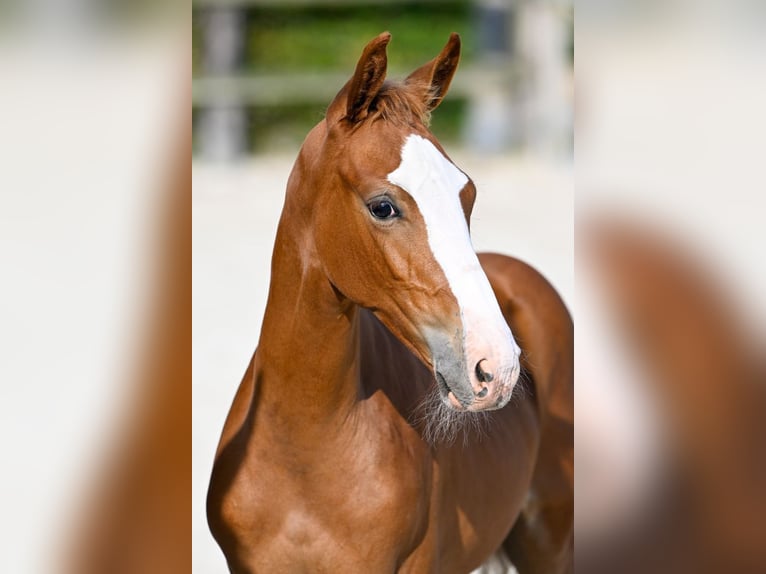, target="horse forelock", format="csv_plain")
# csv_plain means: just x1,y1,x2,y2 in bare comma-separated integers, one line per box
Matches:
329,79,434,129
371,80,434,127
